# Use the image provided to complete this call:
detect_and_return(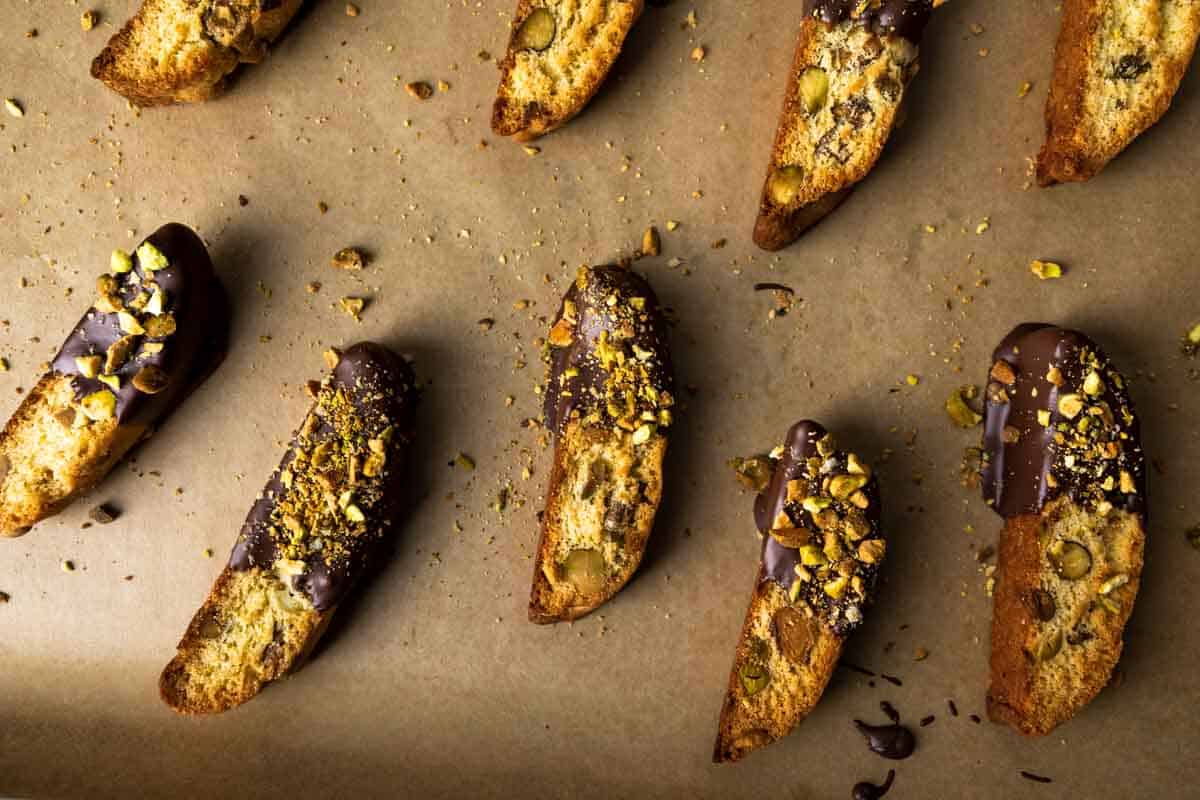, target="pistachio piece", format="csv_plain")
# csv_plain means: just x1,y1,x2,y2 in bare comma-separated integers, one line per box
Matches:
1029,589,1056,621
823,575,849,599
98,374,121,391
946,387,983,428
362,451,386,478
105,335,139,374
136,241,169,272
802,495,832,514
846,453,871,478
798,544,827,567
857,538,886,564
331,247,366,270
1083,371,1103,396
131,365,169,394
97,274,119,297
631,422,655,445
80,389,117,421
143,313,177,338
144,287,165,316
117,311,145,335
641,226,661,257
843,511,871,541
560,548,605,595
344,504,365,523
74,354,102,378
773,606,815,663
822,530,843,561
515,7,556,51
1034,629,1063,661
95,292,124,314
729,455,772,492
990,360,1016,385
769,526,812,549
1057,393,1084,419
1048,540,1092,580
797,66,829,113
829,473,868,500
110,249,134,274
768,165,805,206
737,662,770,696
